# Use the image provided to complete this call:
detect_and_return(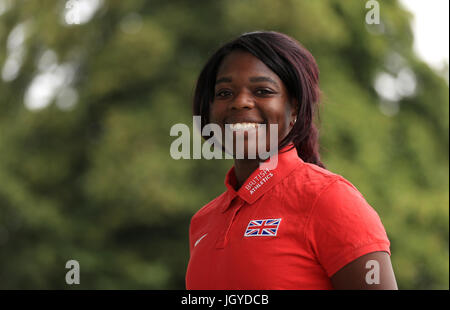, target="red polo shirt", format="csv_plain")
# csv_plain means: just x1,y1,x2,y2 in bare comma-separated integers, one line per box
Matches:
185,144,391,290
